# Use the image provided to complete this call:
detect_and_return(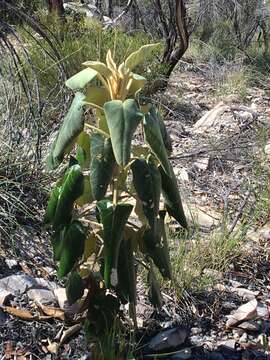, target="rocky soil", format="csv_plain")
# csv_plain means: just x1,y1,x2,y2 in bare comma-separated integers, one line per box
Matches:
0,61,270,359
